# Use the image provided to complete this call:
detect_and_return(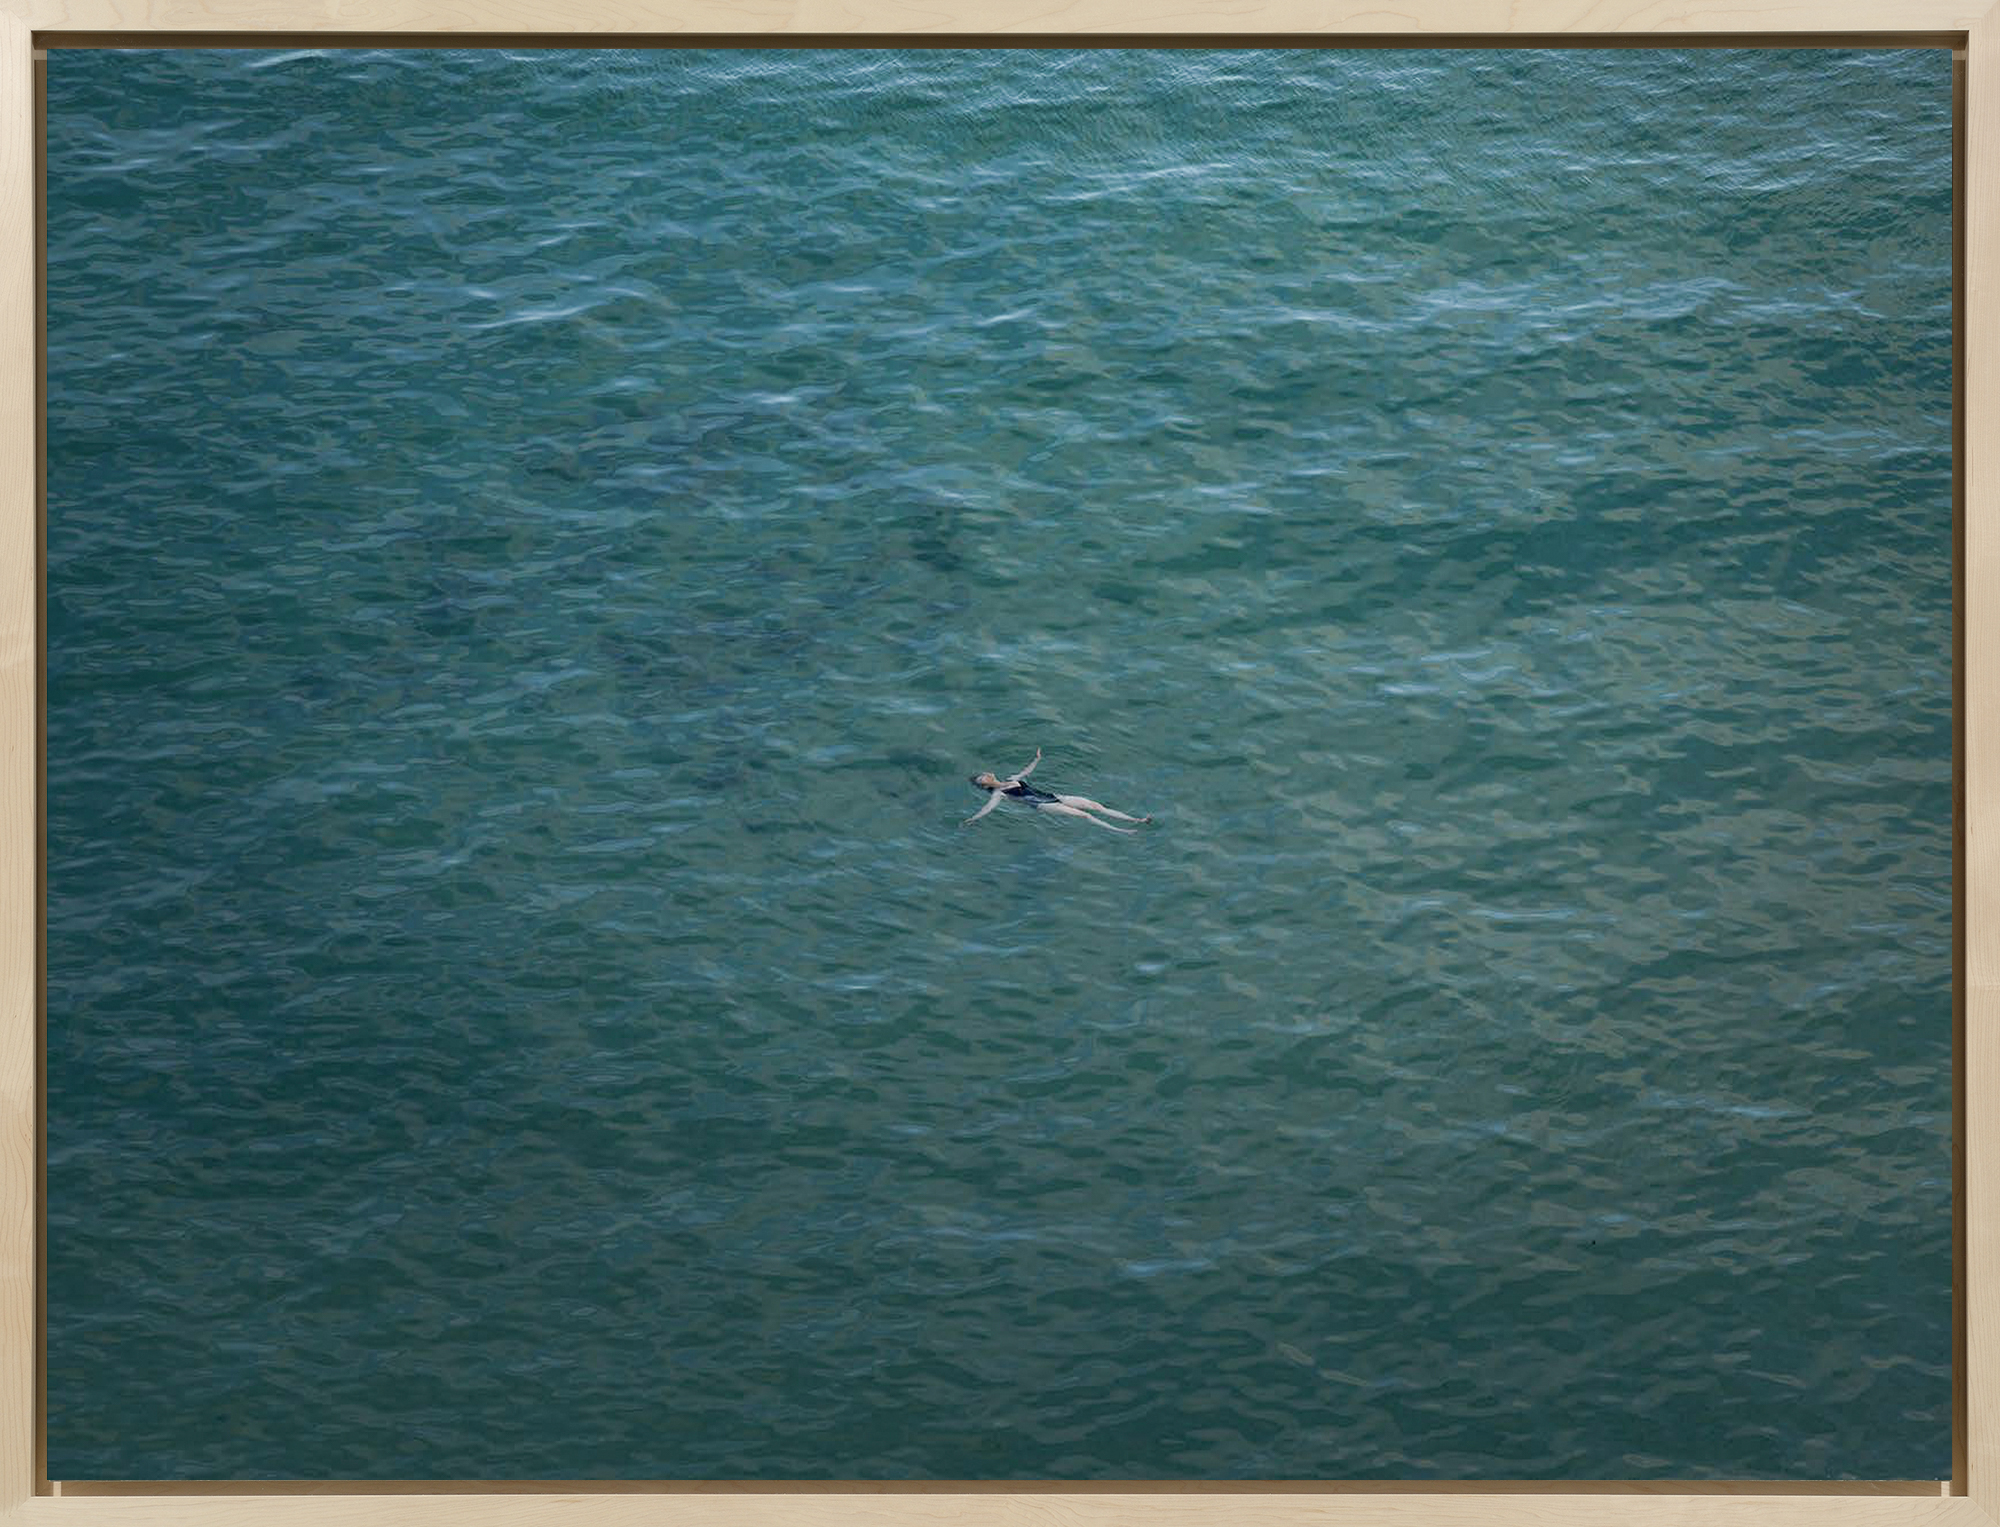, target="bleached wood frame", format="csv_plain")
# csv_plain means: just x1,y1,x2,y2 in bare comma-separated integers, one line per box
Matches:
0,3,1987,1521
